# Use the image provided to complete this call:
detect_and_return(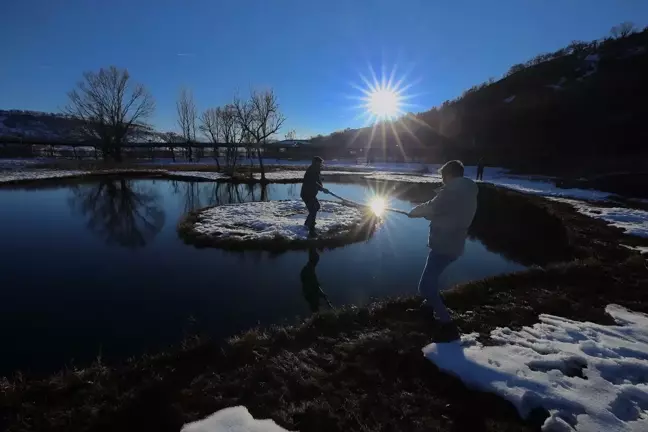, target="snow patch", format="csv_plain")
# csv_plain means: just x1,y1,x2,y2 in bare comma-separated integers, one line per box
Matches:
580,55,600,80
488,178,611,201
504,95,516,103
554,199,648,238
181,406,292,432
546,77,567,91
363,172,442,183
165,171,229,181
190,200,367,243
585,54,600,62
253,170,361,181
423,305,648,431
0,169,90,183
